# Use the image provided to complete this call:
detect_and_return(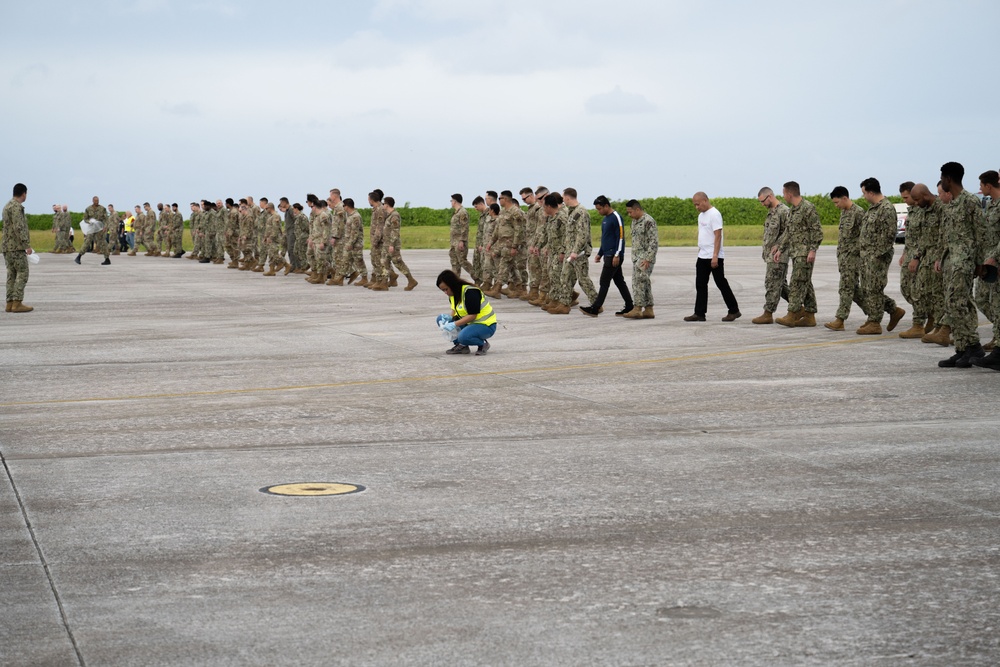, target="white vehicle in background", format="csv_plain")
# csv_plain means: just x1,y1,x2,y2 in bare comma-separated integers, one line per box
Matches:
894,203,908,244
